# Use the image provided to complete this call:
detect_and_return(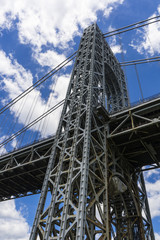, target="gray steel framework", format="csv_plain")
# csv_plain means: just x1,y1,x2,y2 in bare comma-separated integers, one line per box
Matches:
0,23,157,239
0,136,55,201
0,98,160,201
29,24,155,239
0,97,159,203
